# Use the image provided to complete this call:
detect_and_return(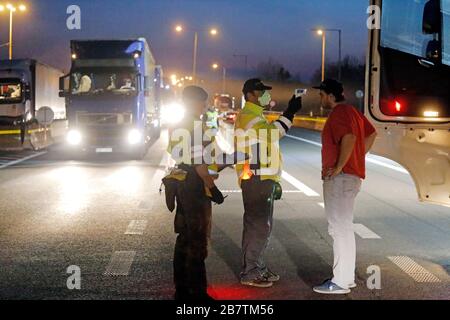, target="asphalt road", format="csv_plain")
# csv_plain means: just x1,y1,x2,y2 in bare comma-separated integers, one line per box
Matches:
0,128,449,300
